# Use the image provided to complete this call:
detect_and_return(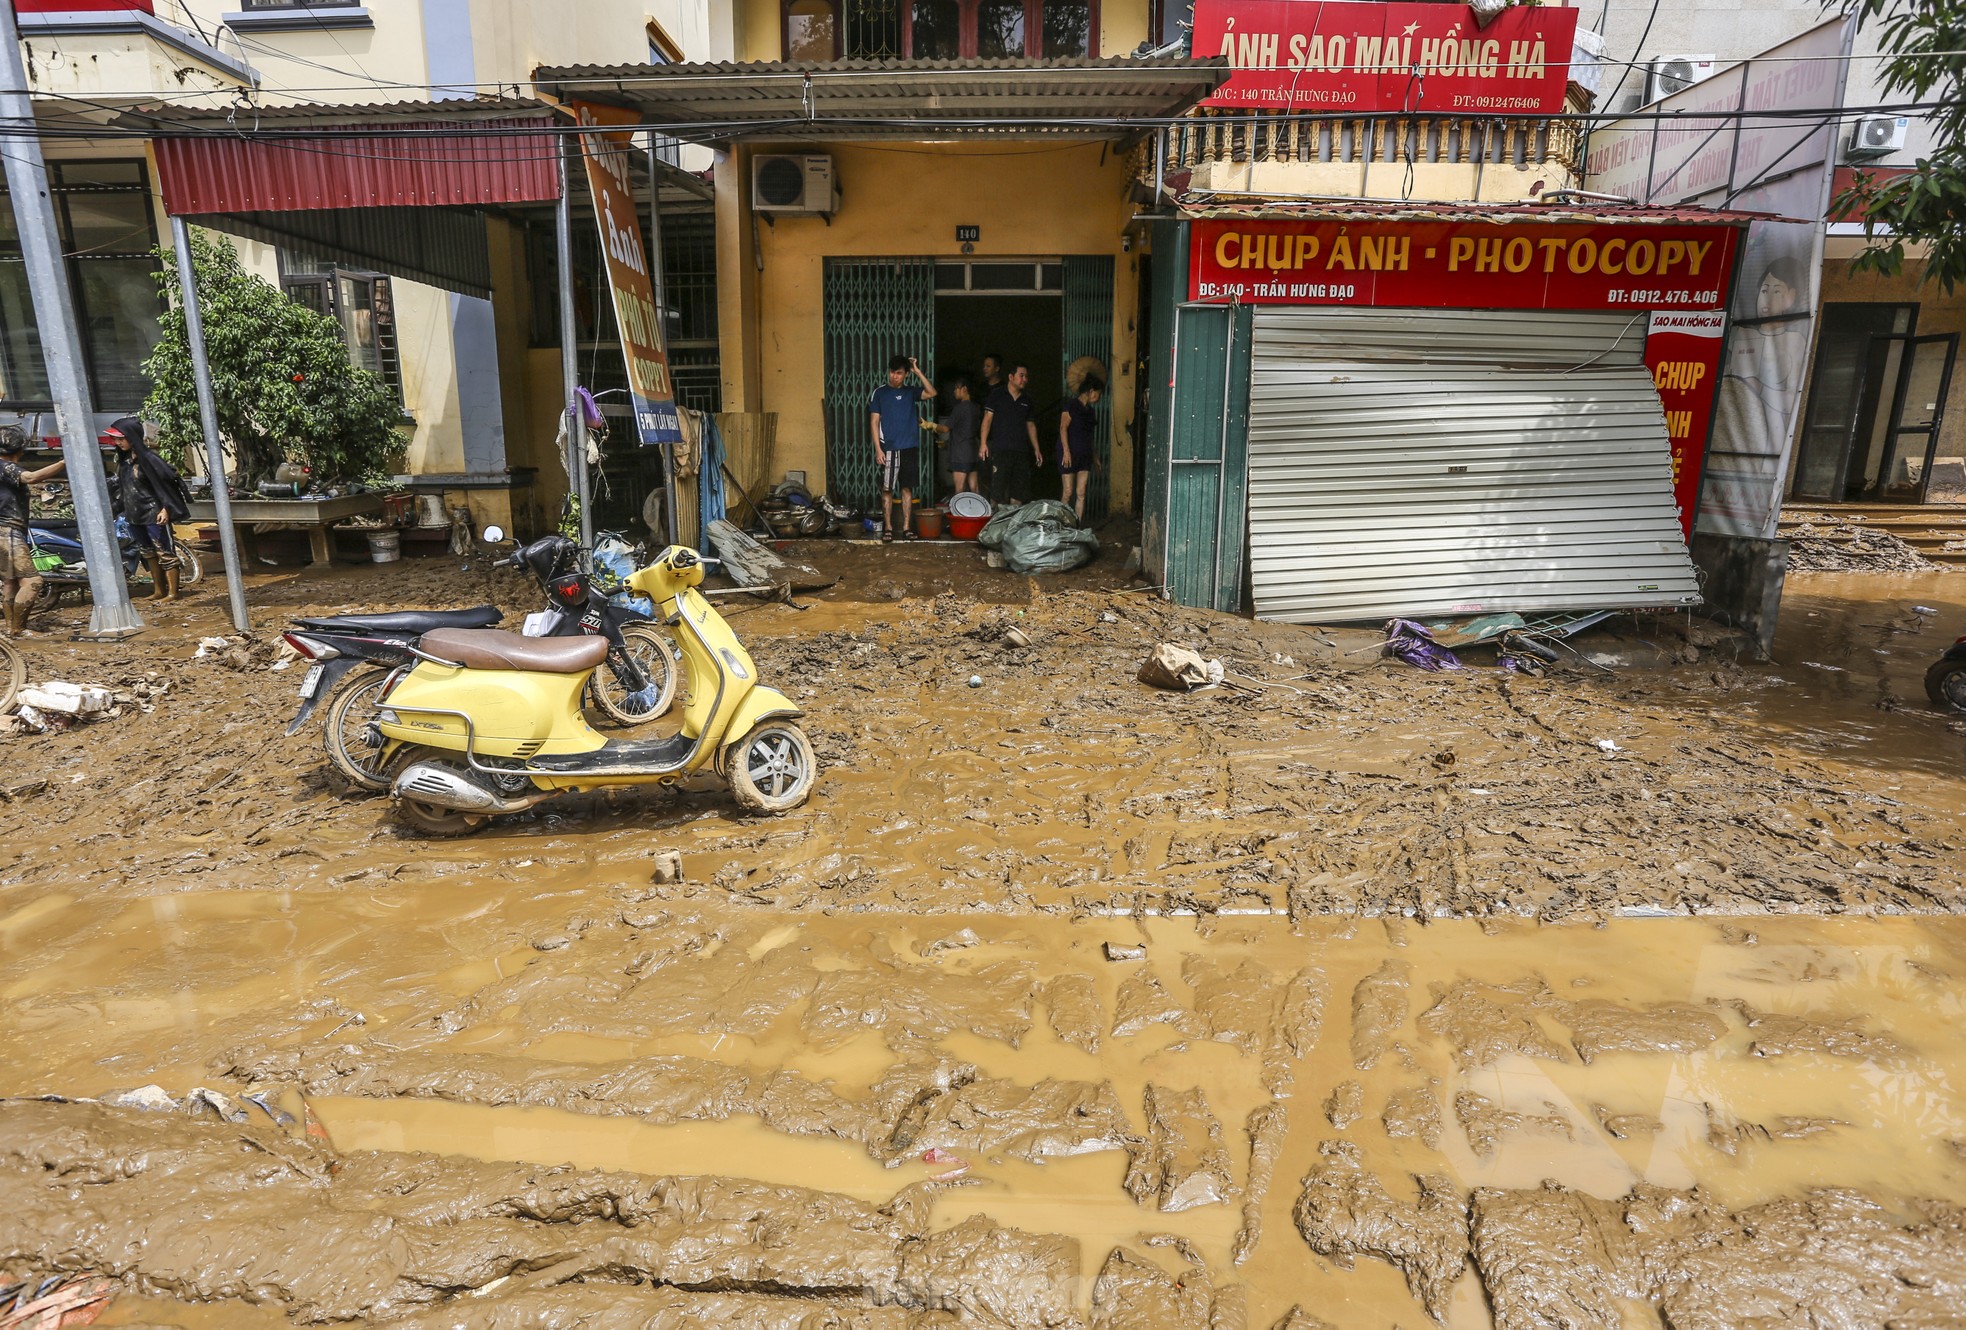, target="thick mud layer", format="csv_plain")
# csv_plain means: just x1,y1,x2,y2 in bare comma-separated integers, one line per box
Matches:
3,548,1966,1325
